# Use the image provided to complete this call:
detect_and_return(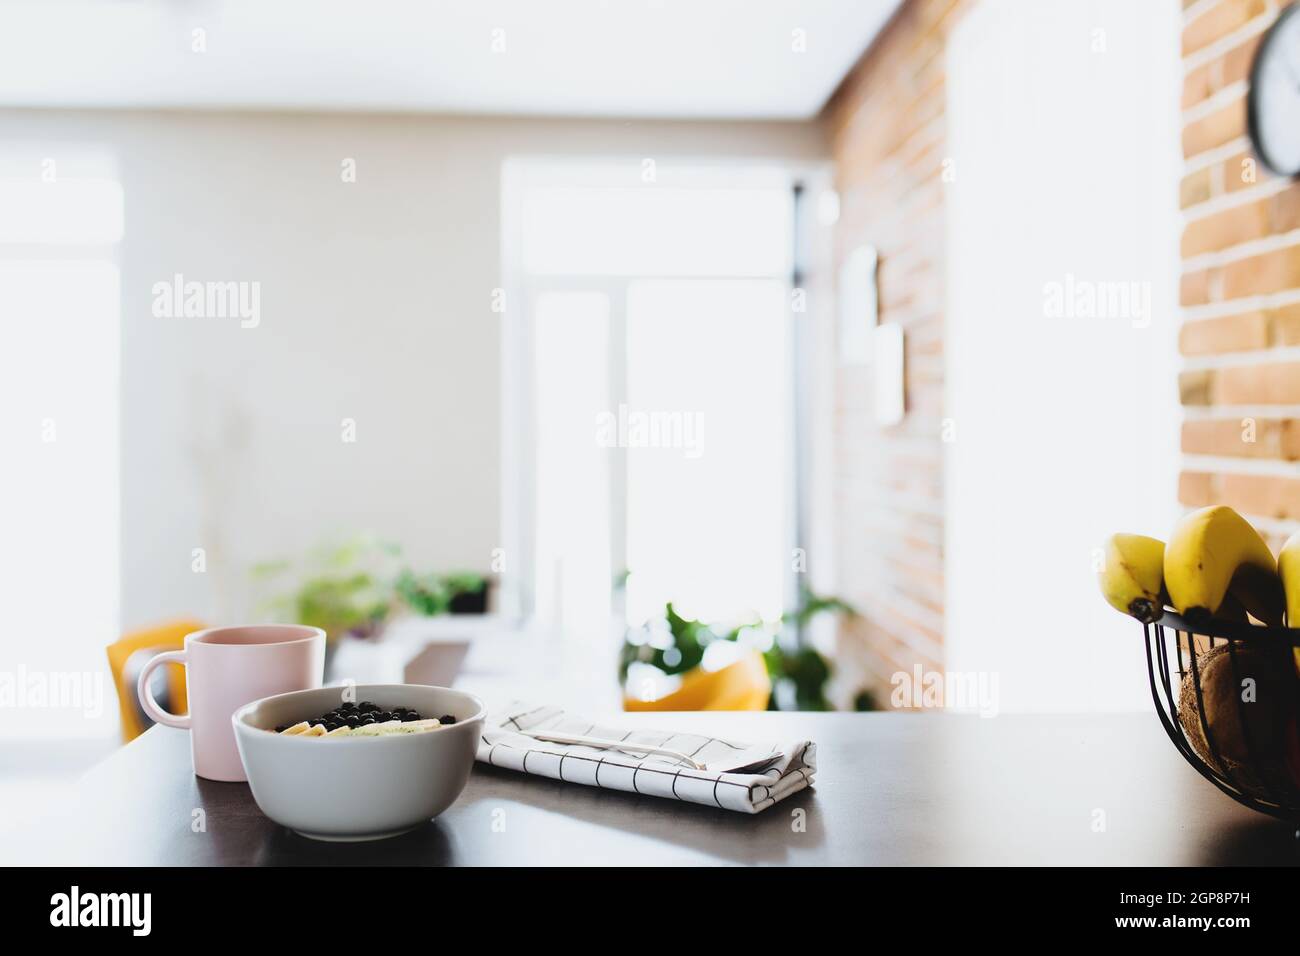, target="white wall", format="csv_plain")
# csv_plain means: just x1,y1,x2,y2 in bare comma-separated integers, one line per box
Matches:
944,0,1183,711
2,110,825,631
